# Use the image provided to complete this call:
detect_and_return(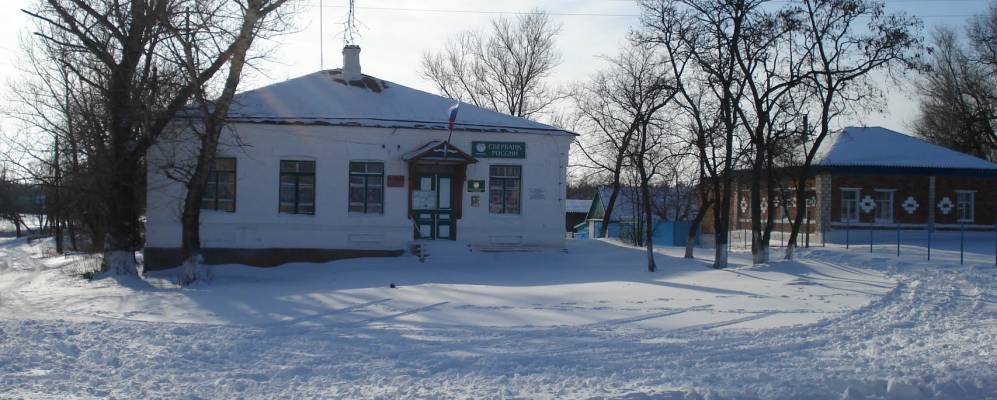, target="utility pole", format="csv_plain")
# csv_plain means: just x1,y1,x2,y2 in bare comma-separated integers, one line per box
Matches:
53,133,62,253
54,66,69,254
